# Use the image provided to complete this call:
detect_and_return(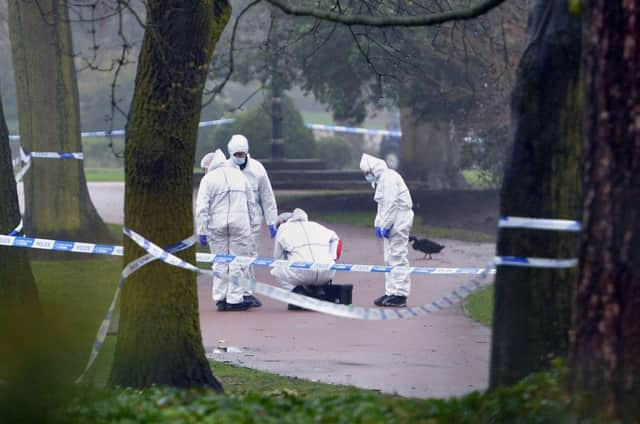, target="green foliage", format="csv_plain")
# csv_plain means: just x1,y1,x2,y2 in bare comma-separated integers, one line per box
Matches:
60,365,575,423
459,126,510,188
315,136,354,169
464,286,494,326
196,95,316,161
